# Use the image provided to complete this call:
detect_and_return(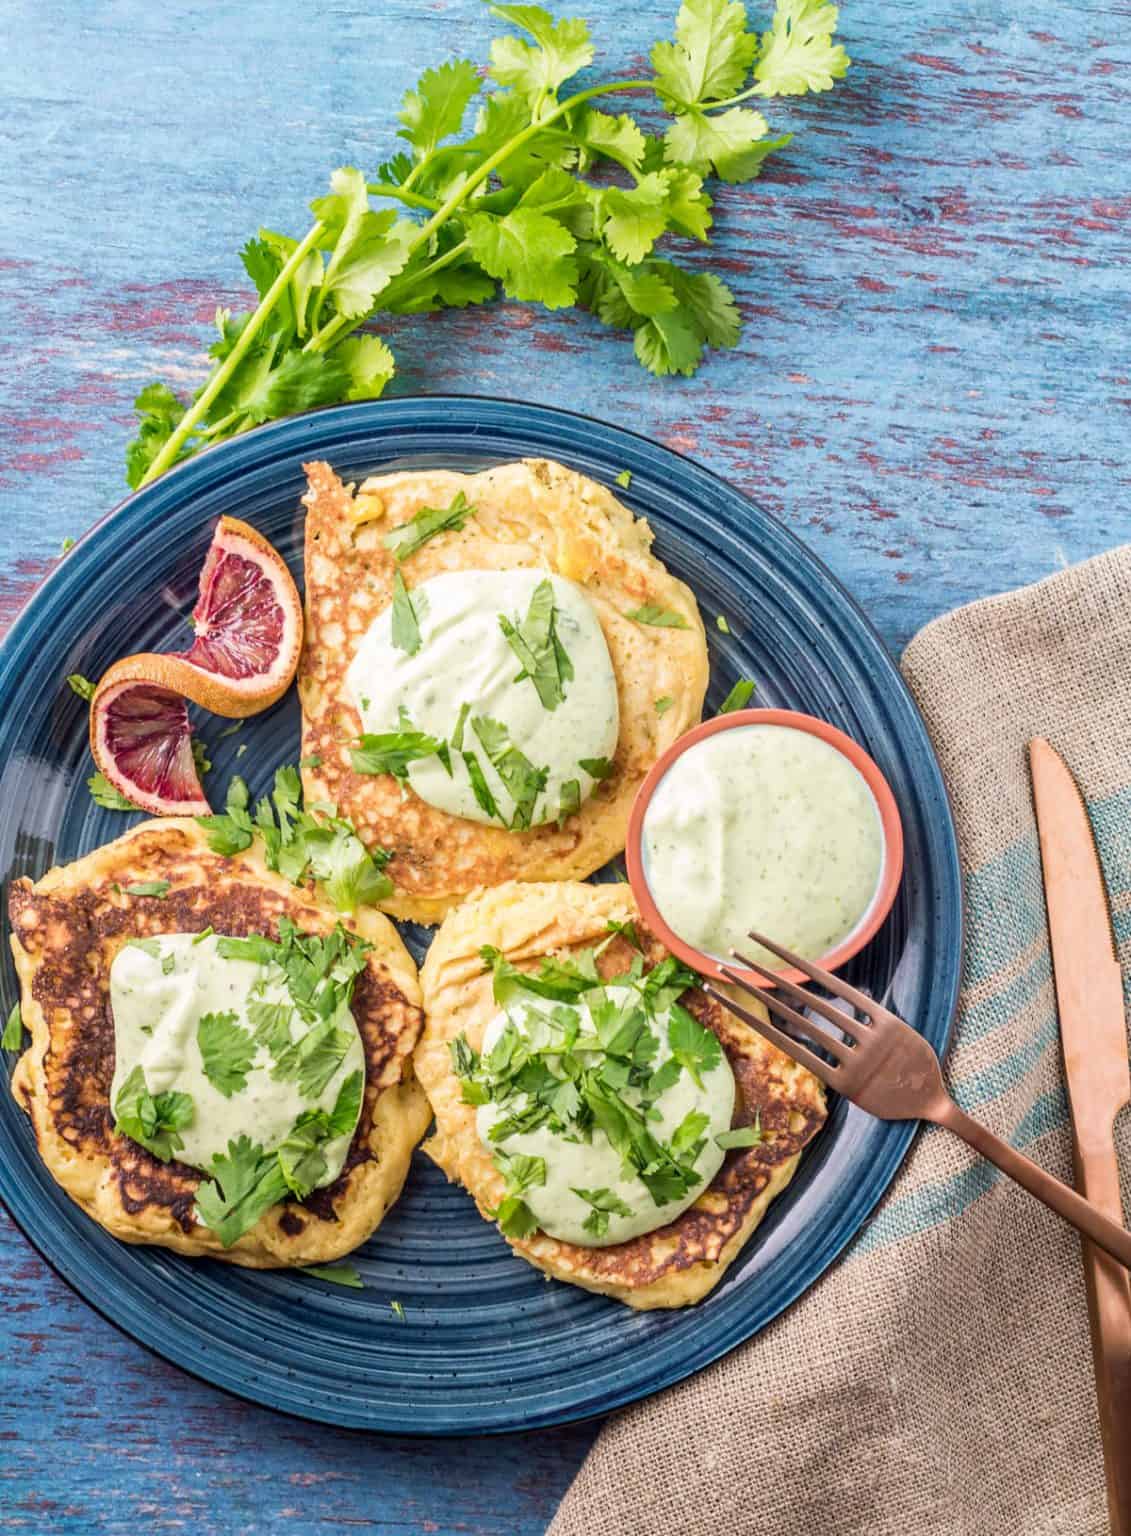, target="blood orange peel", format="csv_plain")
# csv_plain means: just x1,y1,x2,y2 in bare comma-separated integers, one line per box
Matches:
89,517,302,817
